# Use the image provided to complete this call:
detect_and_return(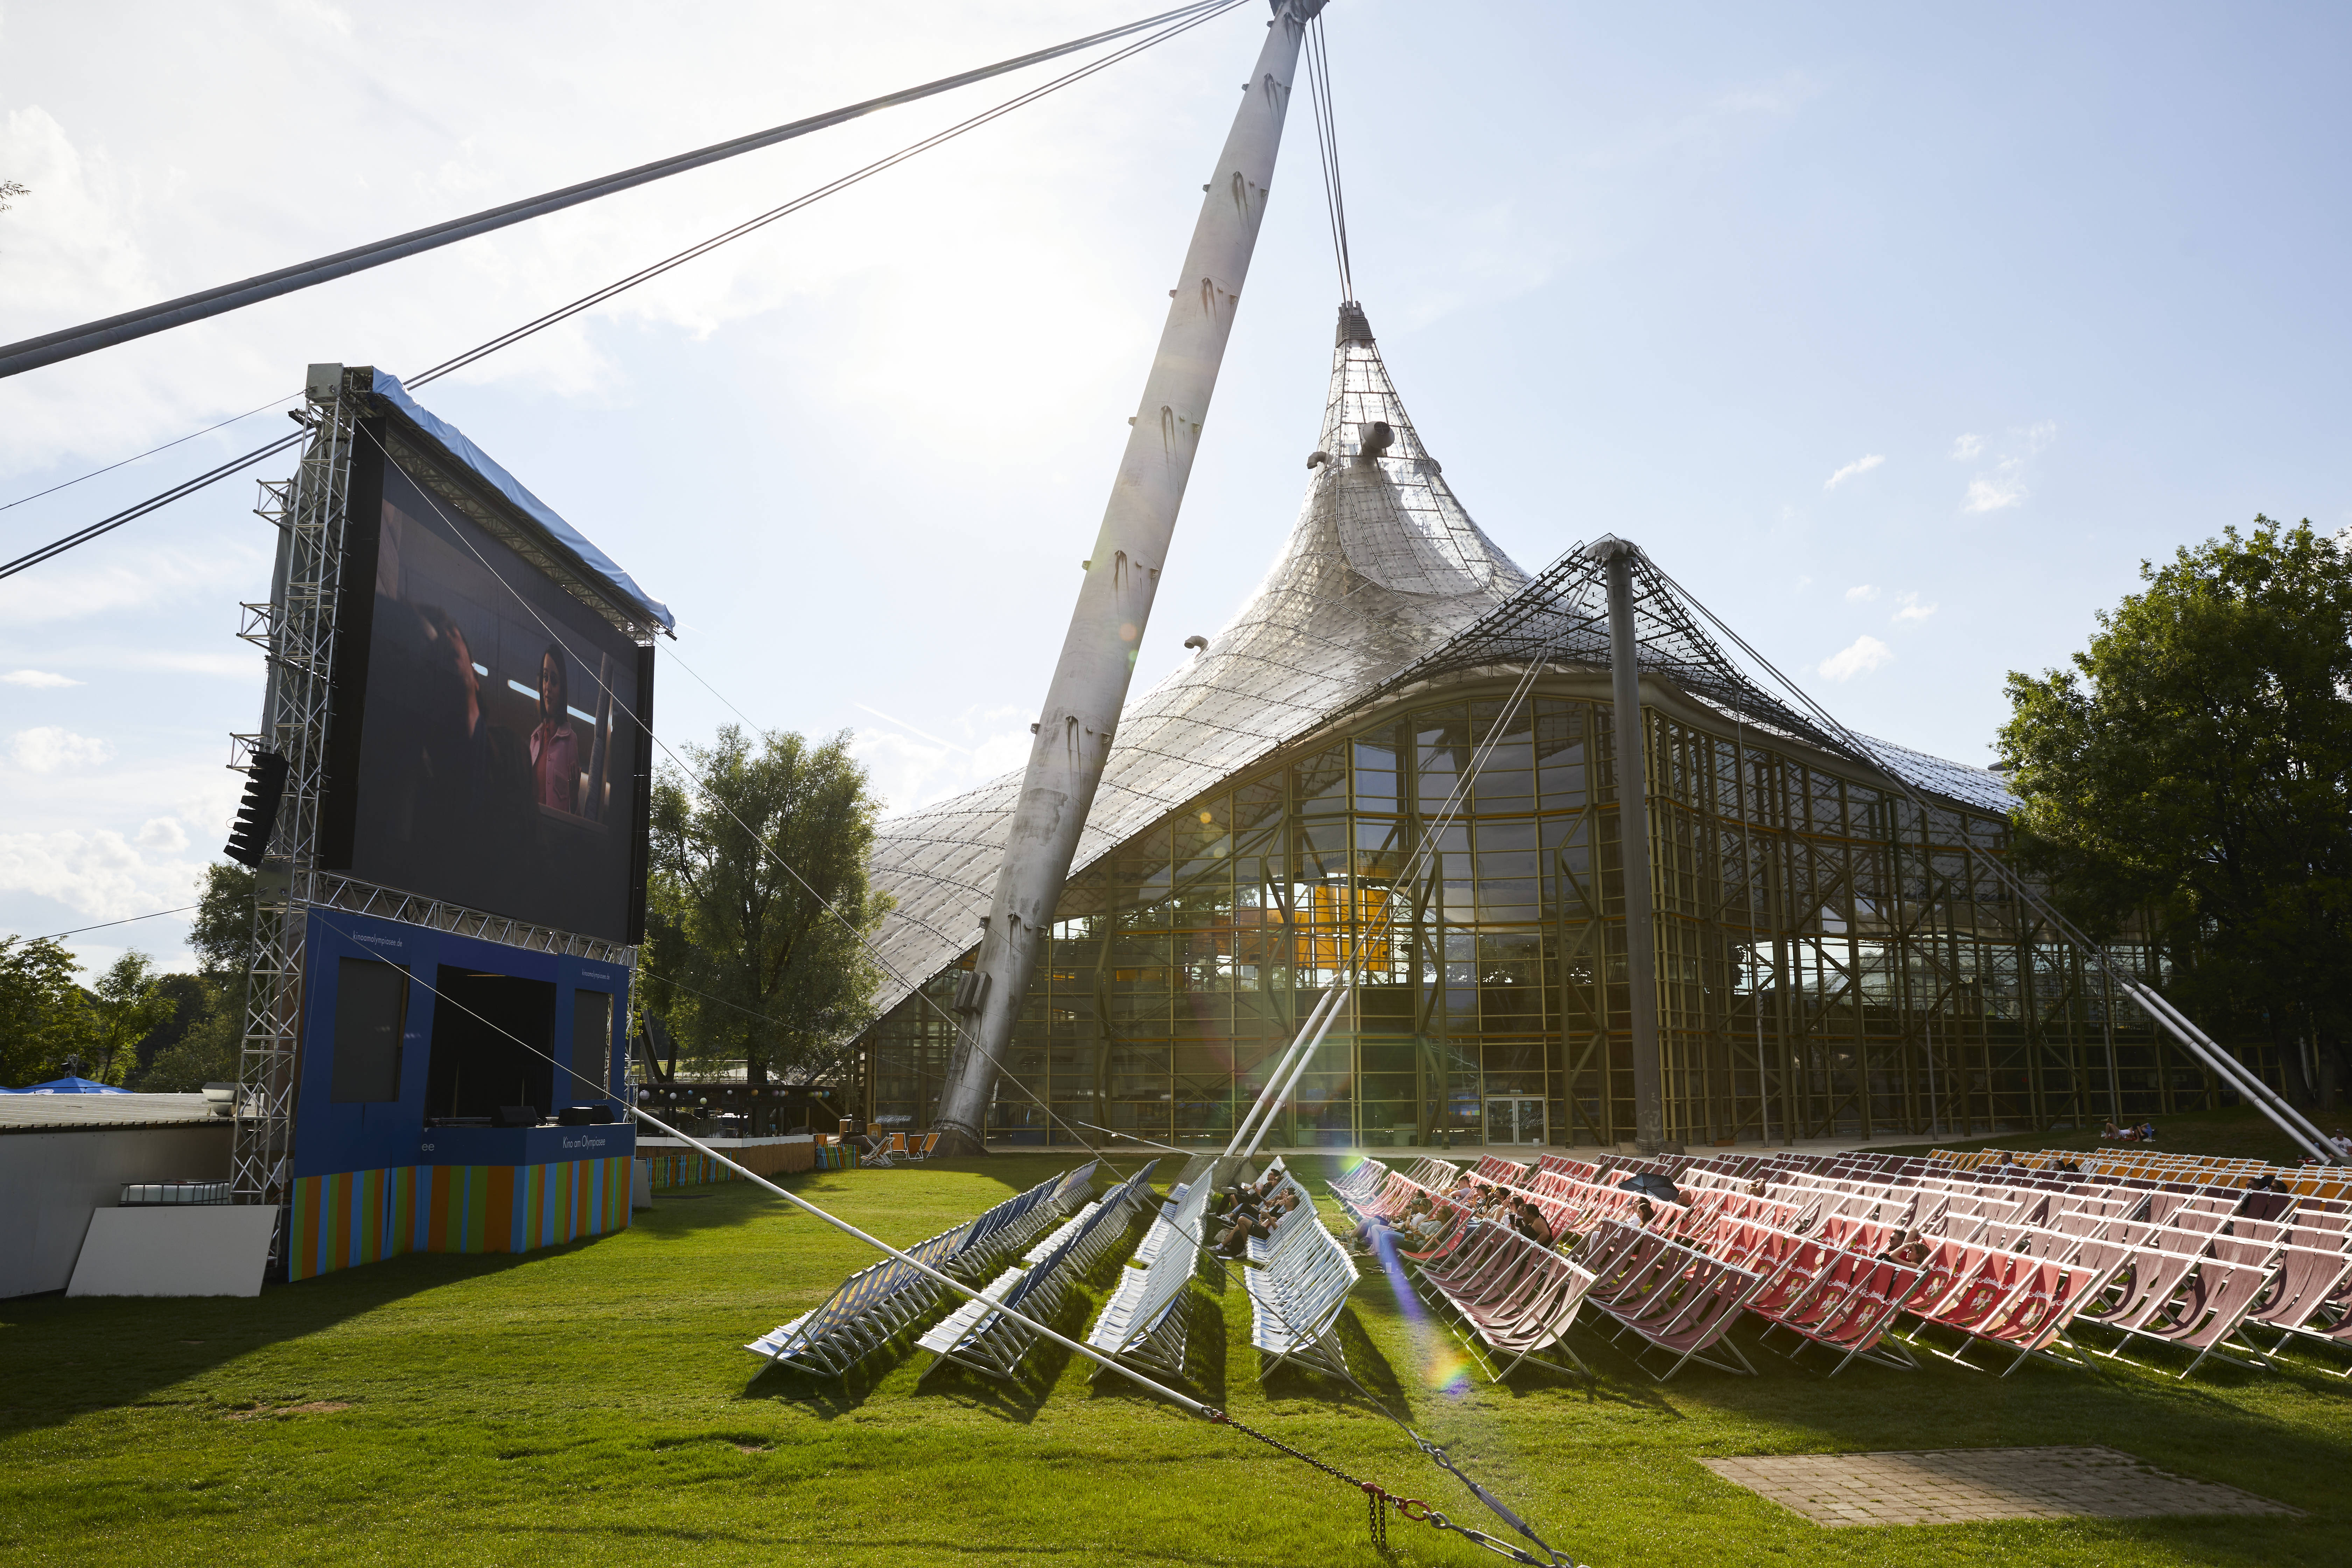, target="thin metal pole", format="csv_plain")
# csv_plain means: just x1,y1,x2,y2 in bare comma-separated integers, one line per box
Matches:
1241,985,1350,1161
1225,984,1341,1158
1595,539,1667,1153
